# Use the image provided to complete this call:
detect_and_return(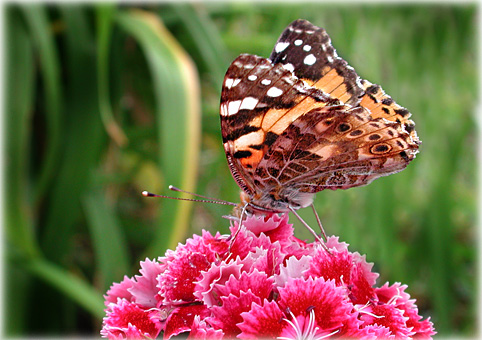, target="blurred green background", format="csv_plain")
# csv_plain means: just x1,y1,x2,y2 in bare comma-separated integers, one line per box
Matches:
4,2,477,337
